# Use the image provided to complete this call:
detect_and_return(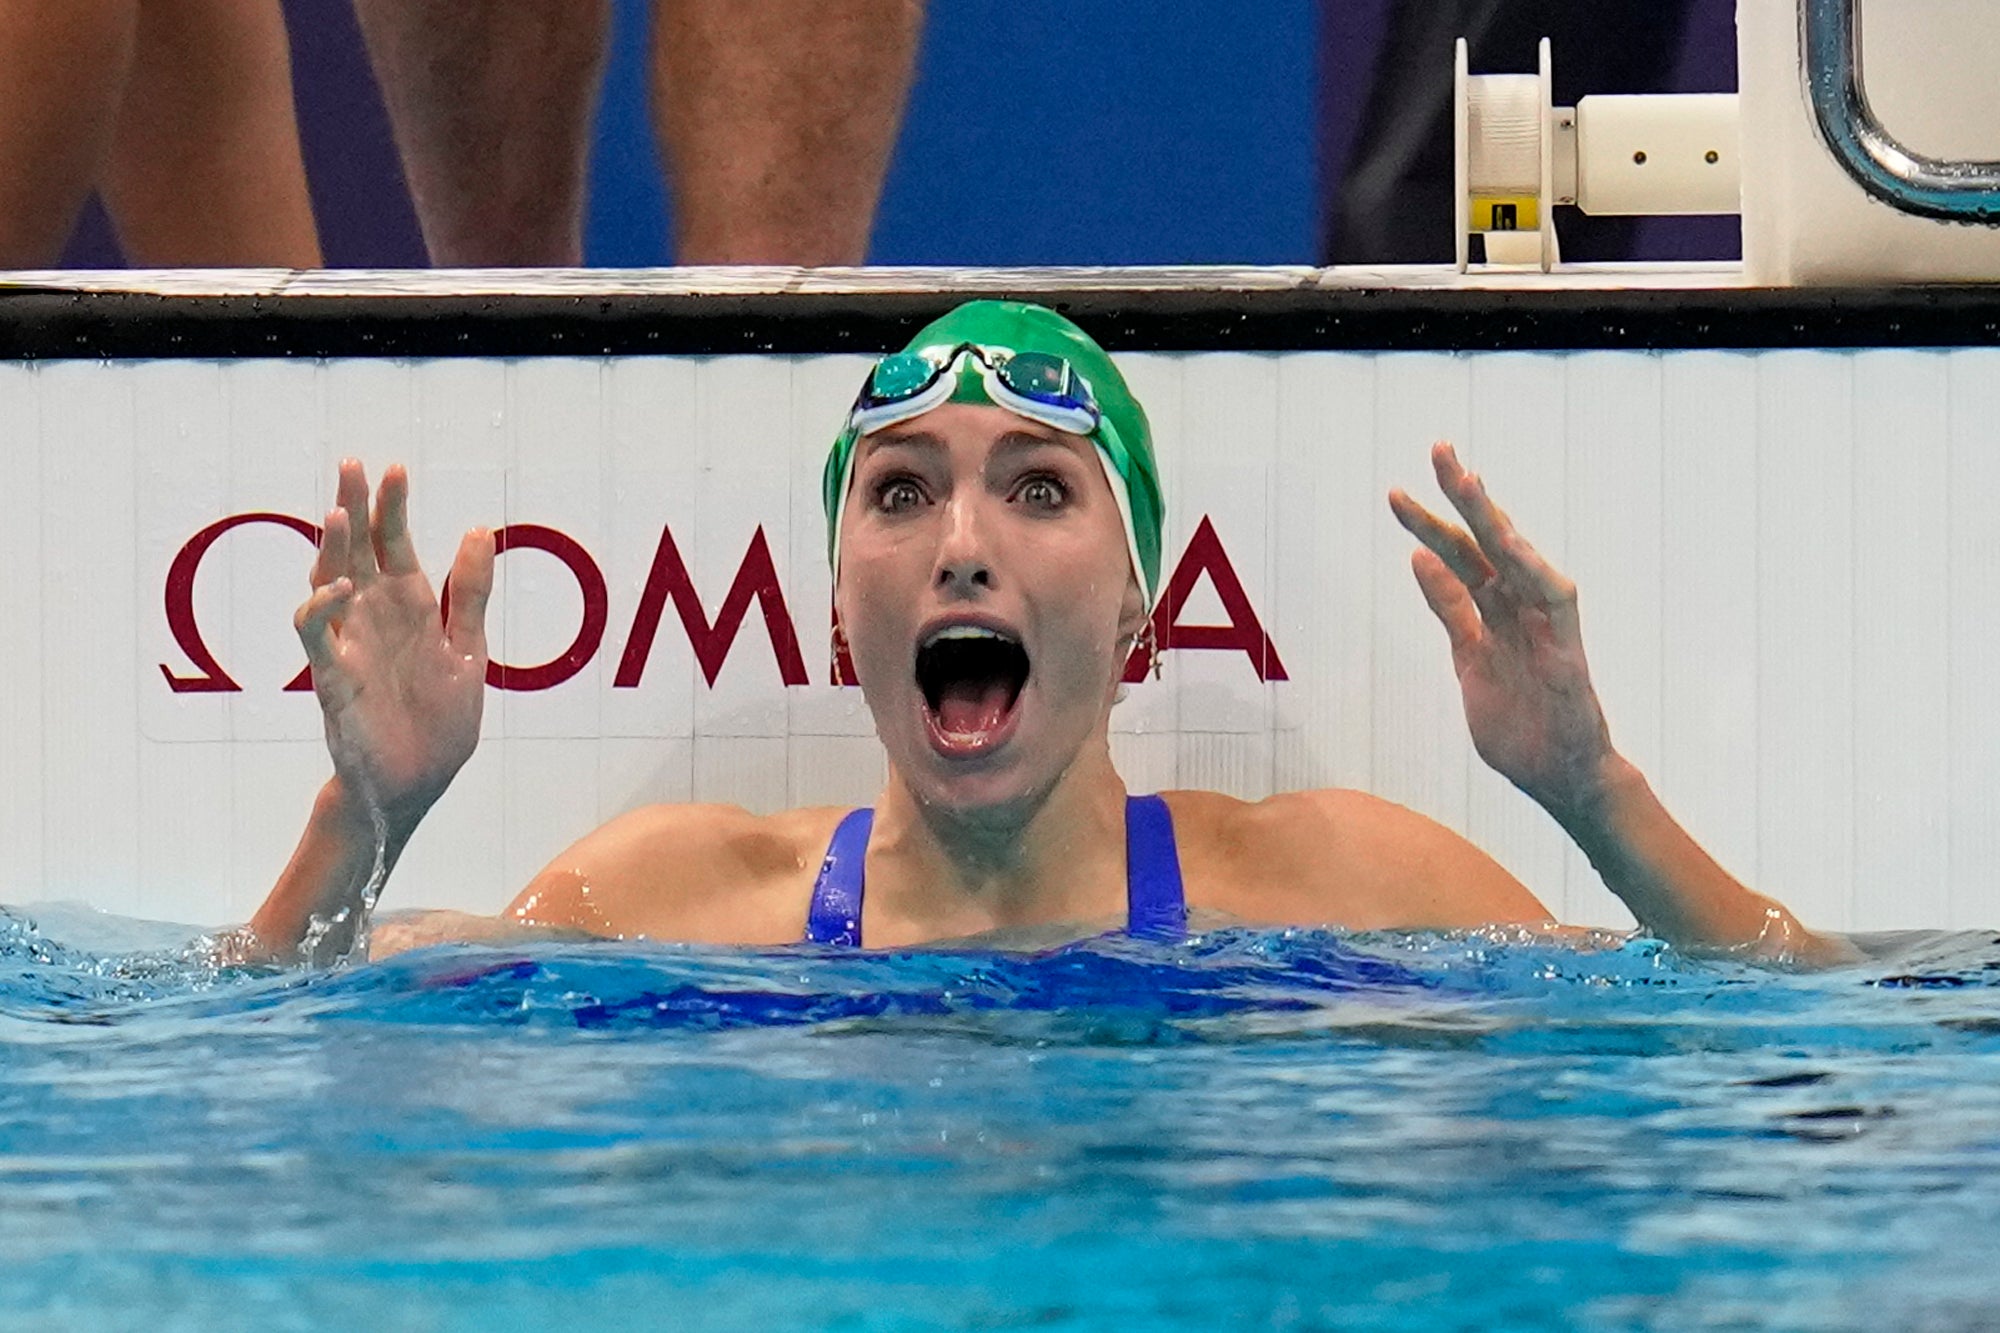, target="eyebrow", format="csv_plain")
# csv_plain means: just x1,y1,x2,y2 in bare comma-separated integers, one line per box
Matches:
992,430,1091,462
860,428,1089,461
861,430,946,456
